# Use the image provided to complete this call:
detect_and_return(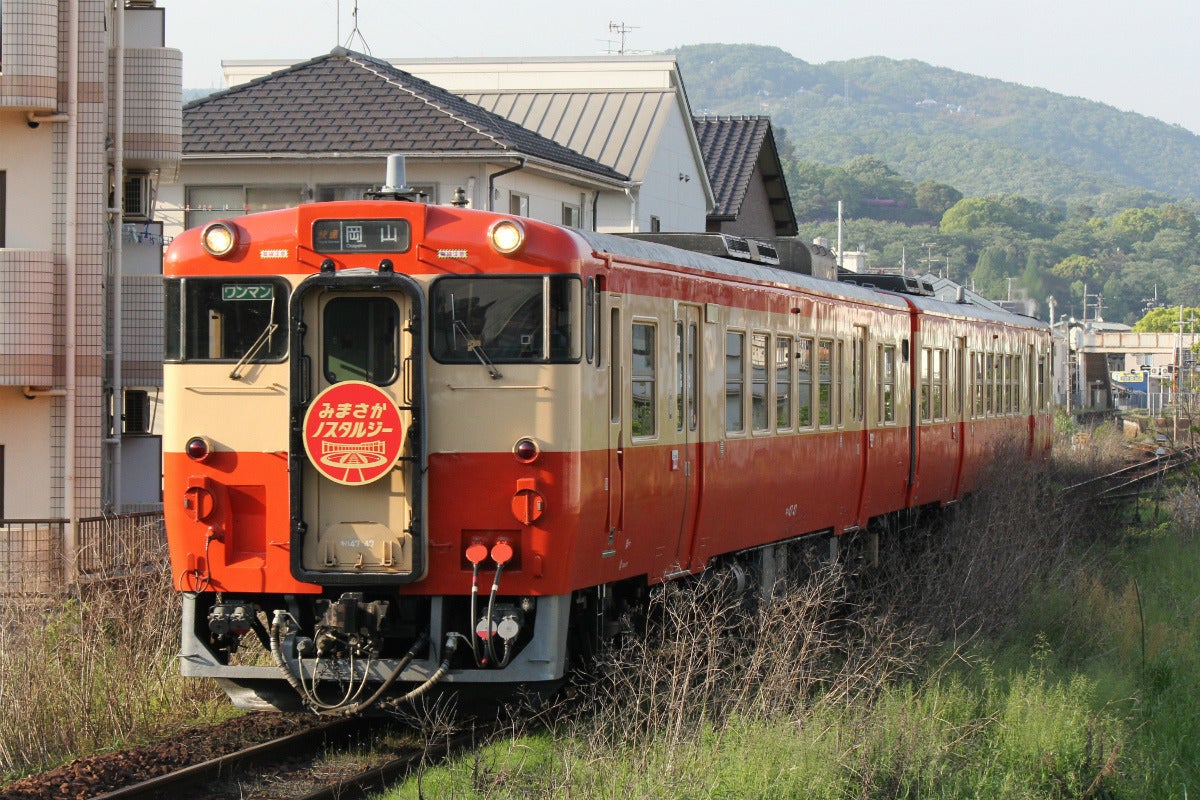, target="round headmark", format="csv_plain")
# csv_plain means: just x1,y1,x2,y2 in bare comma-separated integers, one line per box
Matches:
302,381,403,485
